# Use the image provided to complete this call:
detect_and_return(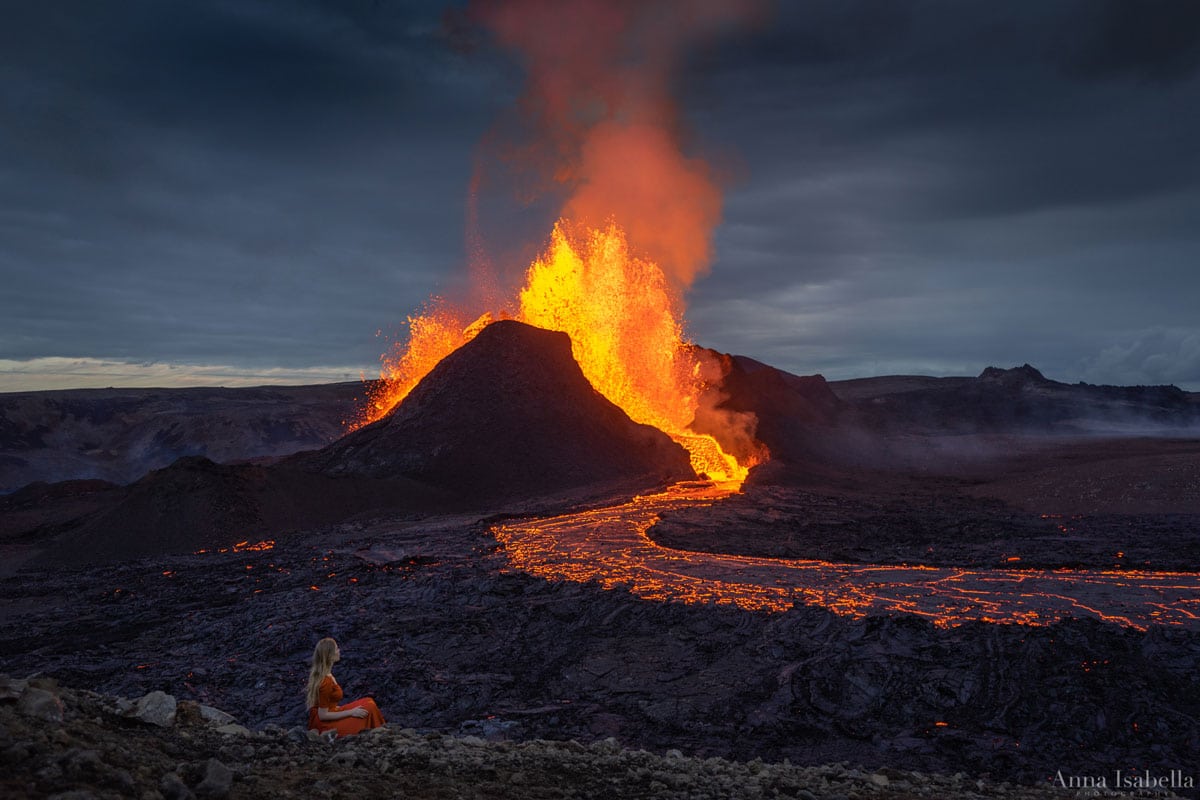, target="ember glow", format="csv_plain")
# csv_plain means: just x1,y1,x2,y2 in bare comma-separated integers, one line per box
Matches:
194,539,275,555
492,484,1200,630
